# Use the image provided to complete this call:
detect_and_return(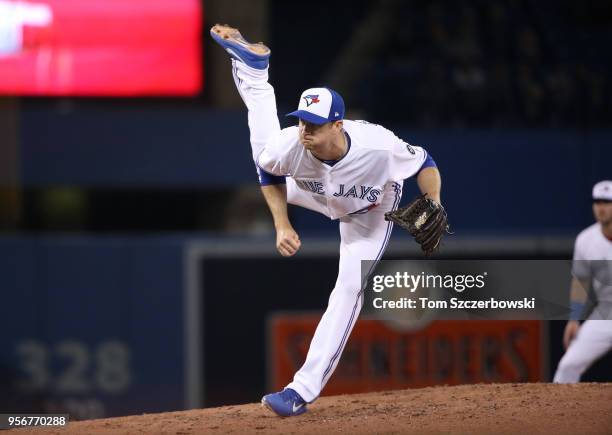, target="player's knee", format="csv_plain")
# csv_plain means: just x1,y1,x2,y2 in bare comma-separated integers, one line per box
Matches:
327,282,362,304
